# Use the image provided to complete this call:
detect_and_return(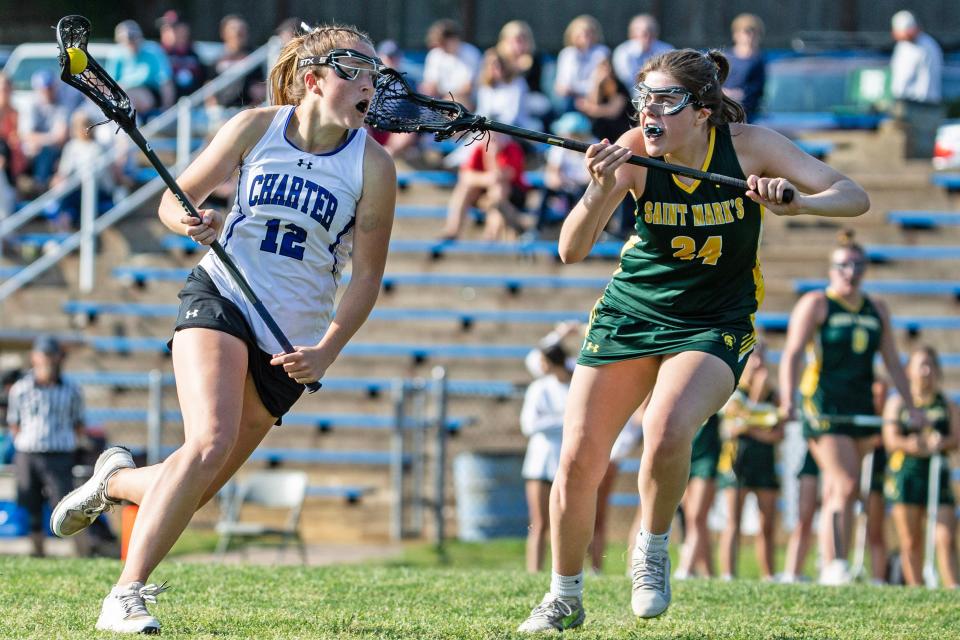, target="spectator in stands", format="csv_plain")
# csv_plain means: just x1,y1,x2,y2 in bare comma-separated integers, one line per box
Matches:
0,140,15,221
476,48,529,128
366,40,420,160
441,131,529,241
496,21,551,128
420,19,482,109
0,73,26,180
7,336,84,557
209,14,266,108
575,54,633,144
717,344,782,582
883,345,959,588
19,70,69,193
780,230,920,586
612,14,673,90
890,10,944,158
157,11,206,100
275,18,302,46
554,15,609,113
535,111,594,233
108,20,175,113
0,367,23,466
723,14,766,123
49,111,119,230
522,339,572,573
